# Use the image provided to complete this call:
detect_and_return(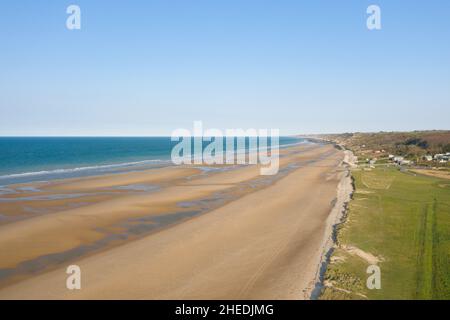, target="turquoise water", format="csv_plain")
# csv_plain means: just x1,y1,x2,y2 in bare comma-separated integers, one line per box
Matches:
0,137,304,185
